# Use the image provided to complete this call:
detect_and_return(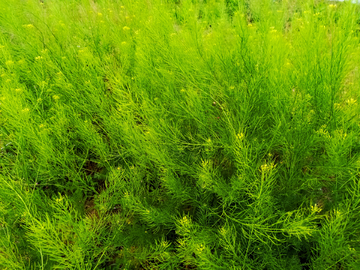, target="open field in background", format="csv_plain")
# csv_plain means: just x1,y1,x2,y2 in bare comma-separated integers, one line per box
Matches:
1,0,360,269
